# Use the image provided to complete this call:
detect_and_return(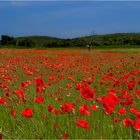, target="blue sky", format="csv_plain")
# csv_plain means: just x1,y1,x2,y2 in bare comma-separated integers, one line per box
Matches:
0,1,140,38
